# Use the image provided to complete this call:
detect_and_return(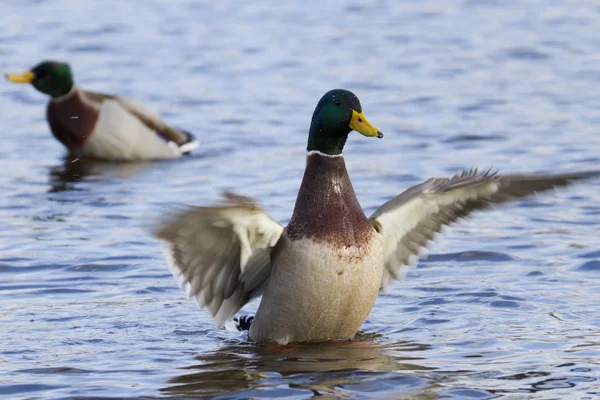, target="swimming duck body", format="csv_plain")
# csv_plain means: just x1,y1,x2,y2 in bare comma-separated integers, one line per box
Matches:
7,61,197,160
